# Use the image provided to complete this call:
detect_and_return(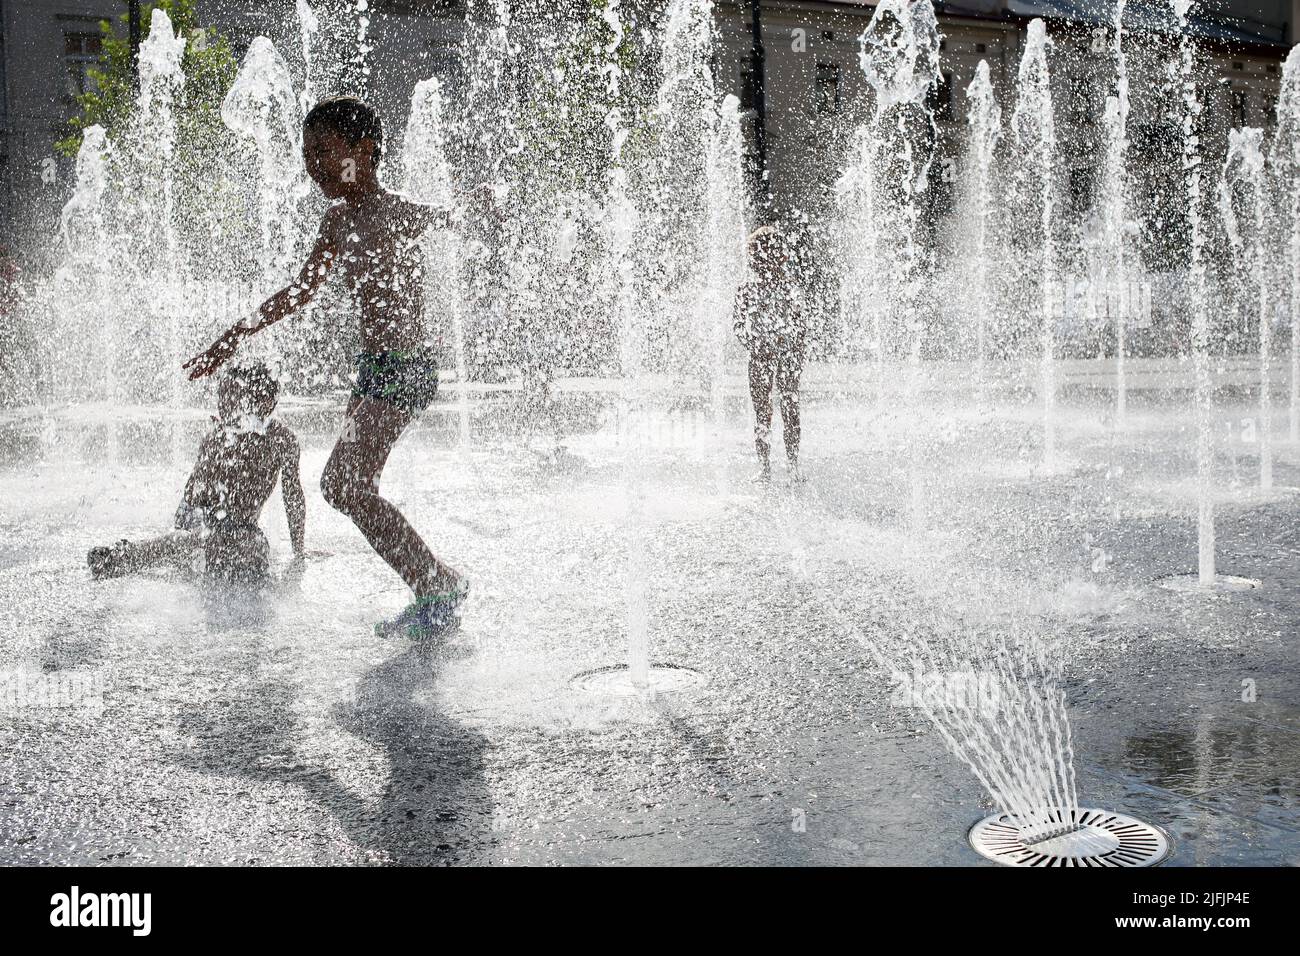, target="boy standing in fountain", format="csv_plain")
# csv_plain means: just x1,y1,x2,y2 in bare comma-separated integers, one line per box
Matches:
184,96,478,638
733,226,807,483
